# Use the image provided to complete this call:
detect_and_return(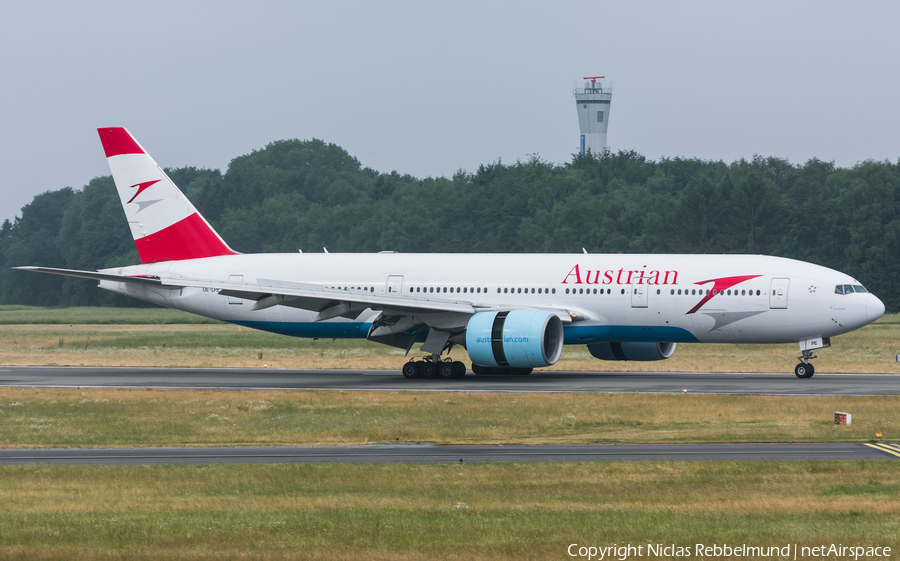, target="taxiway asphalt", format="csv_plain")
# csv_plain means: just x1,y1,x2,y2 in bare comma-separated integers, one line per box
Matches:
0,366,898,396
1,442,898,466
